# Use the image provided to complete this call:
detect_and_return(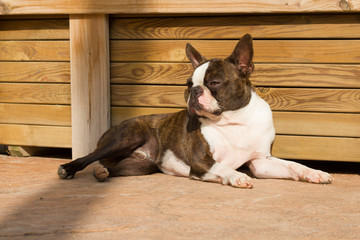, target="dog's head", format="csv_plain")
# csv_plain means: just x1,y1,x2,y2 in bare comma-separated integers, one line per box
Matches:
185,34,254,120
